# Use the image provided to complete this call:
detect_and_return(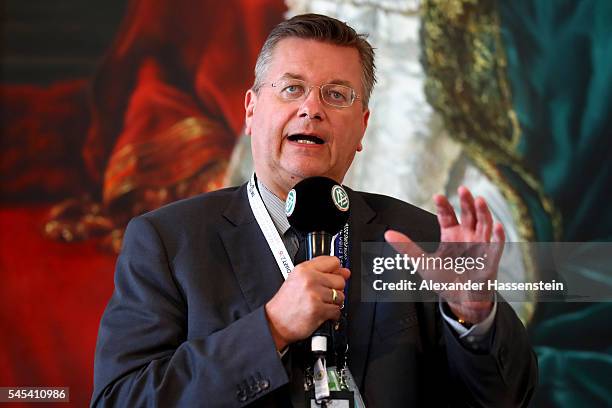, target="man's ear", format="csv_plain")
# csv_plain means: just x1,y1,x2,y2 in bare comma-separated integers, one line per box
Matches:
244,89,257,136
357,109,370,152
